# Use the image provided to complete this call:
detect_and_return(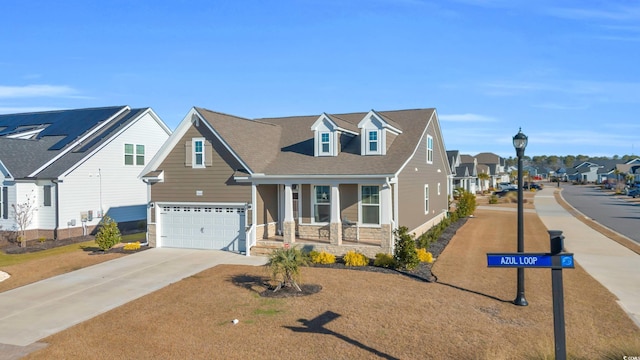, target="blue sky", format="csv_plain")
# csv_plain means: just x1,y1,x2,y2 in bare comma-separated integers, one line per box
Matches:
1,0,638,158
